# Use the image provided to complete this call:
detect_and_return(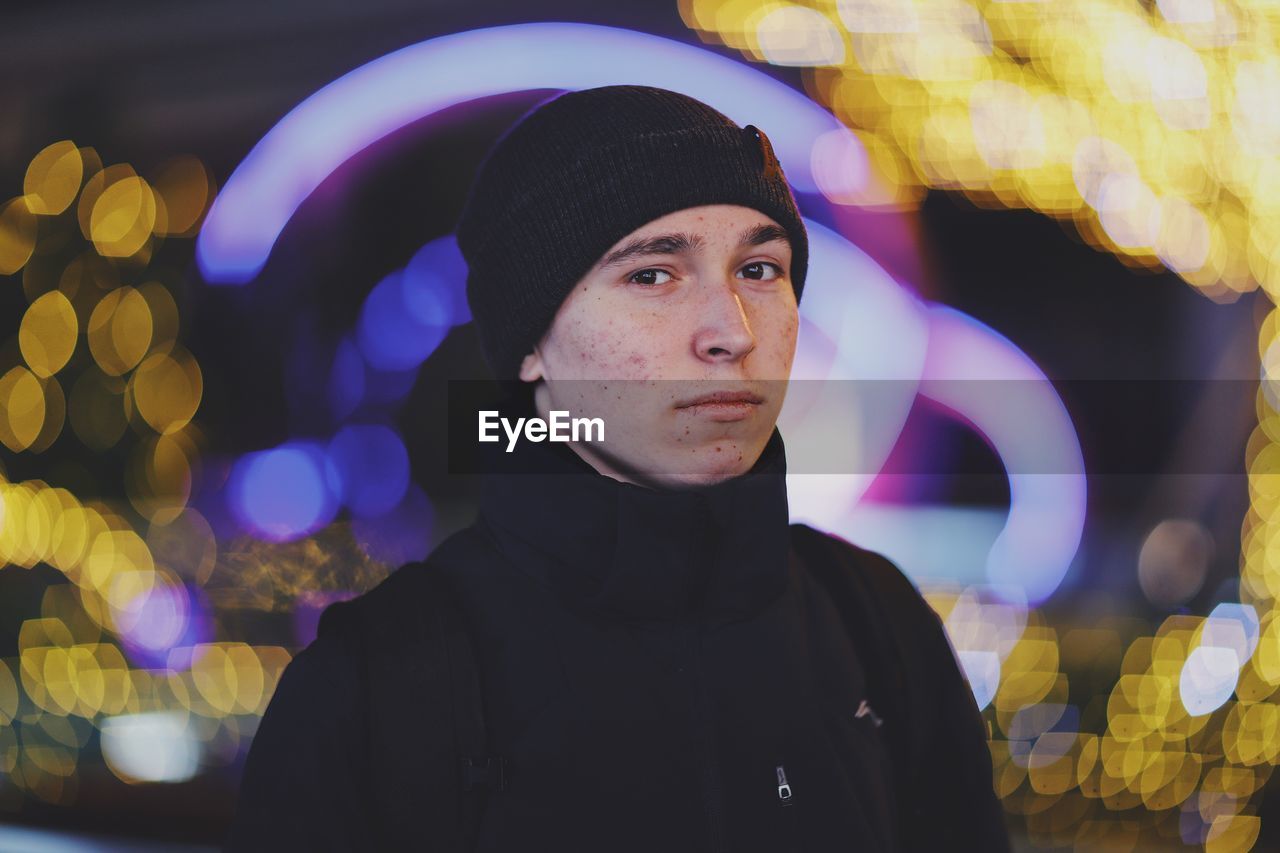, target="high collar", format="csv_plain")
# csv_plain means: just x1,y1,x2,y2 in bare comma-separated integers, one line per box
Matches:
477,428,792,624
